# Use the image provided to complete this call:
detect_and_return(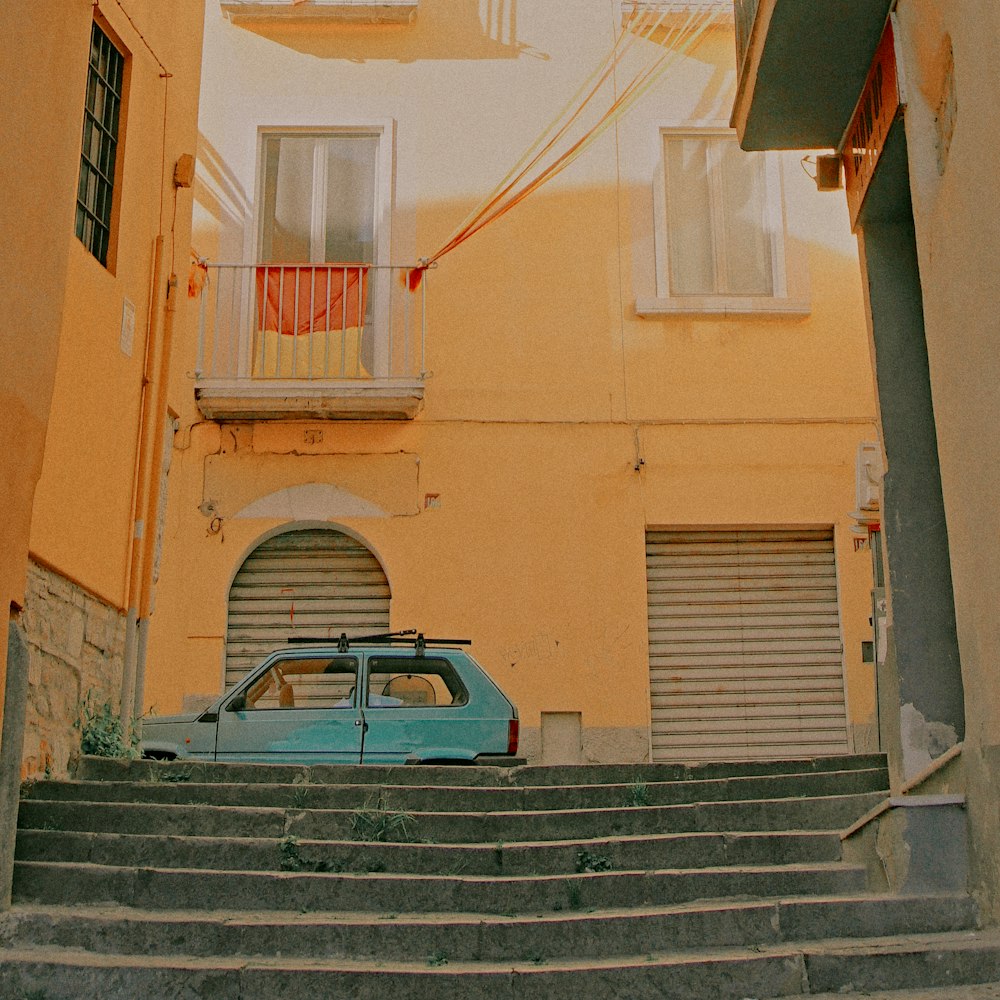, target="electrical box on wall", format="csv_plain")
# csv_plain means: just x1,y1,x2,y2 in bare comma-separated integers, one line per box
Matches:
856,441,884,511
816,154,843,191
